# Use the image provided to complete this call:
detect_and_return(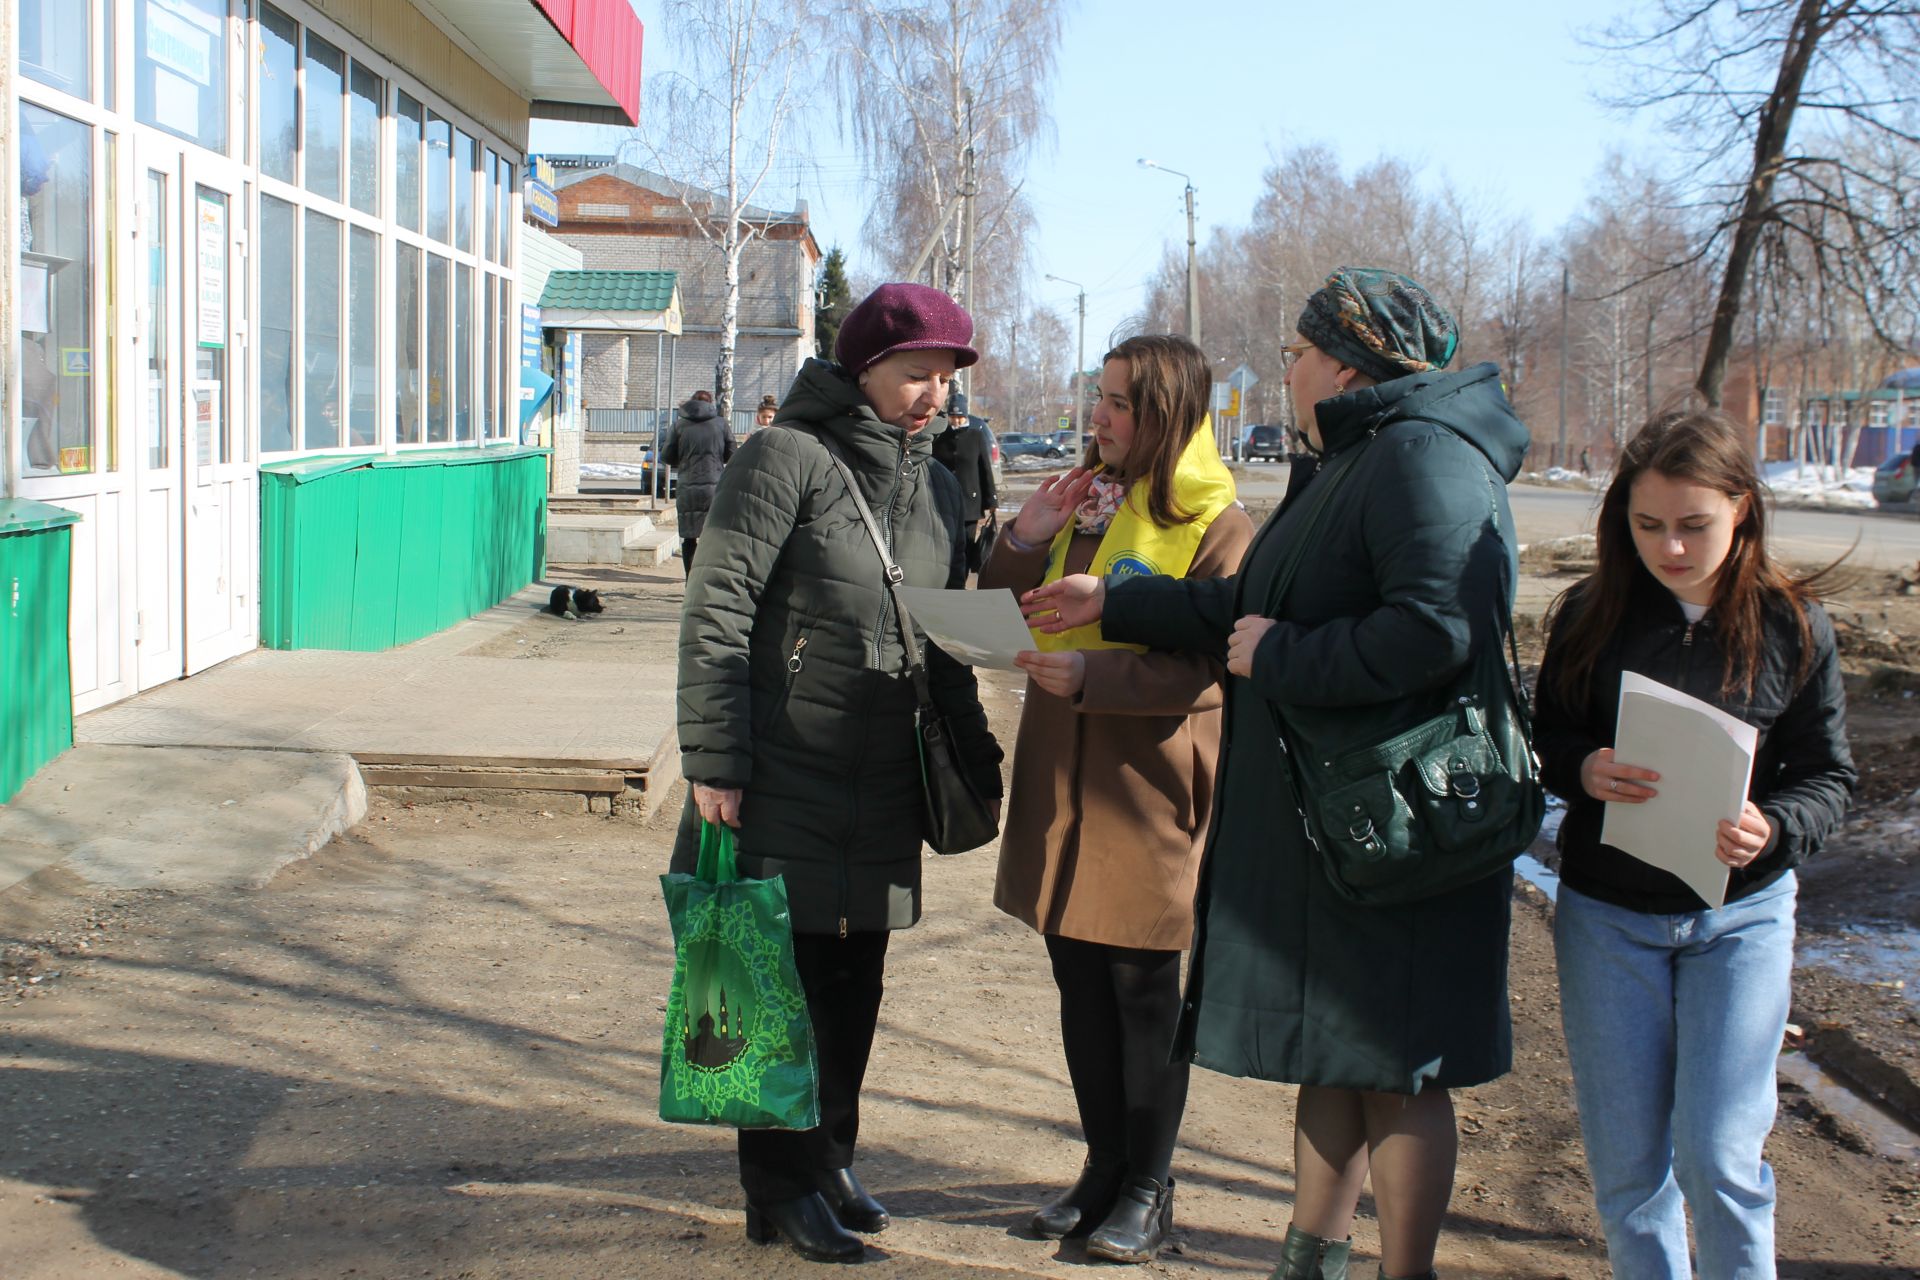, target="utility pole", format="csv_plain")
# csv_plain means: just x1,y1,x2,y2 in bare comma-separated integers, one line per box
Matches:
1009,317,1020,435
1046,274,1088,453
1138,159,1200,345
959,91,978,397
1557,264,1570,471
